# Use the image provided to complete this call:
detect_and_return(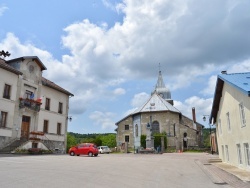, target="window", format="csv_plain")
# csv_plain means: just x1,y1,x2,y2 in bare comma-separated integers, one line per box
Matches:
3,84,11,99
152,121,160,134
32,143,38,148
239,102,246,127
226,112,231,131
45,98,50,110
25,90,33,99
125,125,129,130
125,135,129,142
135,124,138,137
43,120,49,133
58,102,63,114
237,144,242,164
244,143,250,166
221,145,225,161
225,145,229,162
57,123,61,135
218,119,222,135
0,111,7,127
